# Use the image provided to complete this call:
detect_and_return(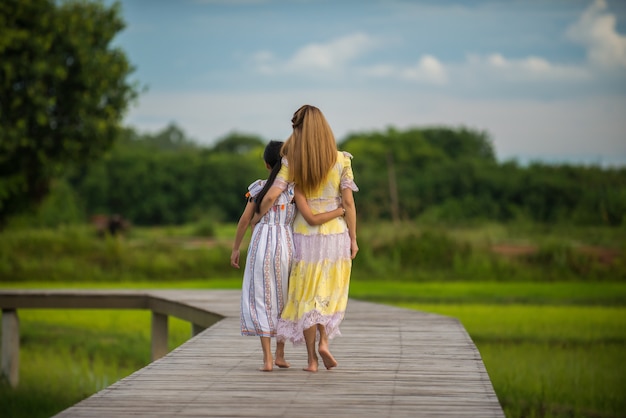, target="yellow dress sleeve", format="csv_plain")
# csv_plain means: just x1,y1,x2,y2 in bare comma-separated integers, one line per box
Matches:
340,151,358,191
